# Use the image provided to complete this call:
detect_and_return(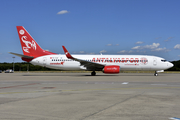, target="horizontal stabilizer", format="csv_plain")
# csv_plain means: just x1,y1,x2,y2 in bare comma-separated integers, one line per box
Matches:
9,52,34,59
